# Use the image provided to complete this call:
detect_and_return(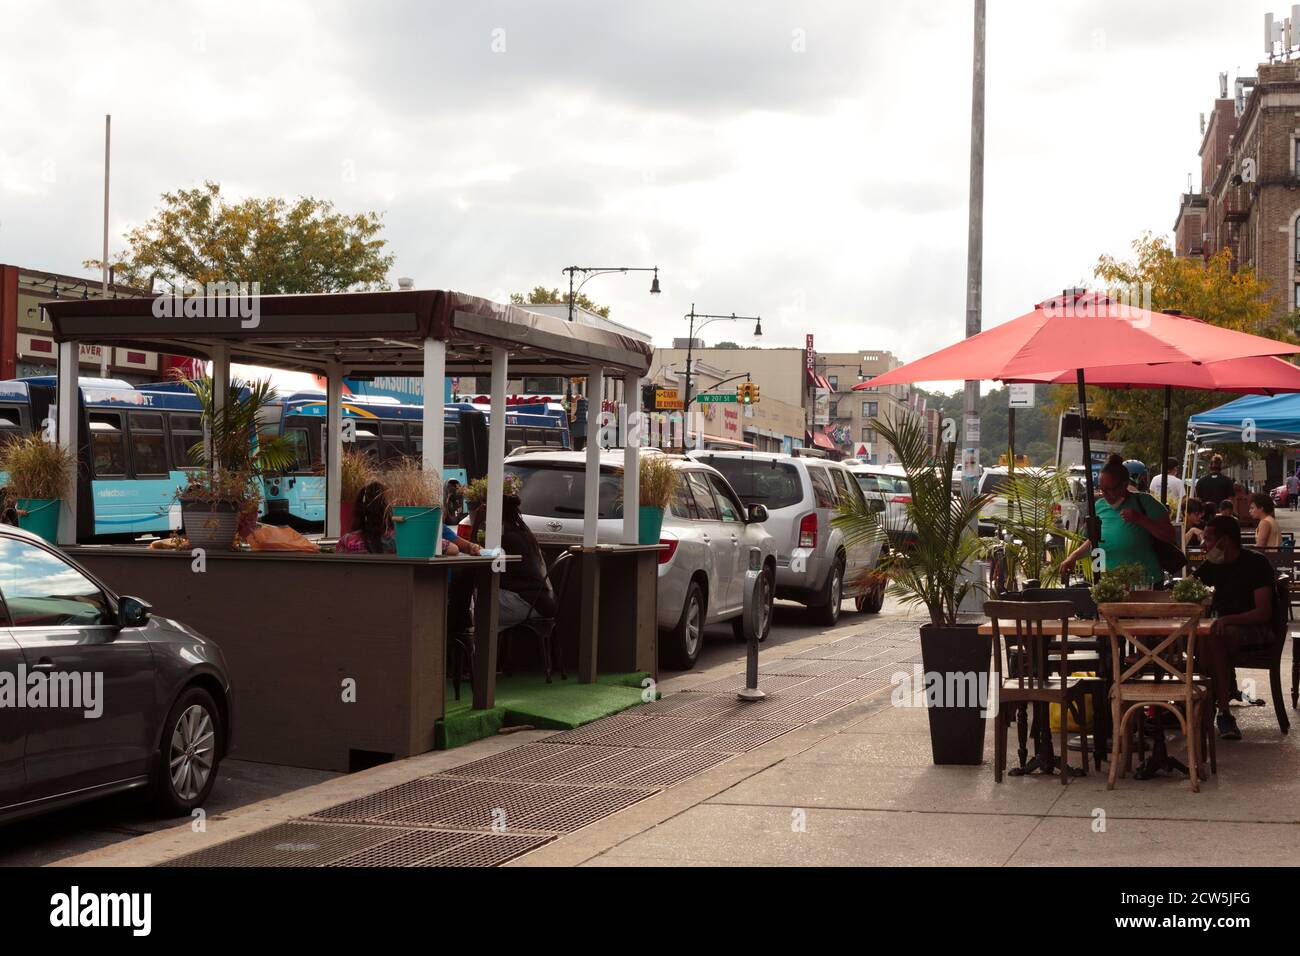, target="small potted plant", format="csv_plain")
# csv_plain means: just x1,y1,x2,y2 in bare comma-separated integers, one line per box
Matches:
340,447,377,533
1171,576,1212,605
638,455,676,545
385,456,443,558
463,474,522,545
0,434,75,543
